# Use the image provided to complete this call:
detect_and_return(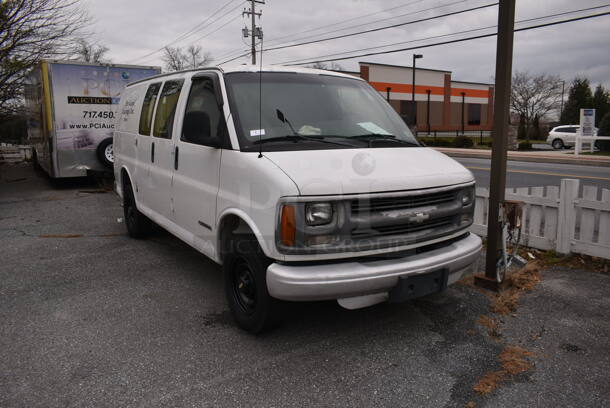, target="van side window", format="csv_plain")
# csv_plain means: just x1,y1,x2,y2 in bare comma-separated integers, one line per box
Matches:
153,79,184,139
181,77,226,147
139,83,161,135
